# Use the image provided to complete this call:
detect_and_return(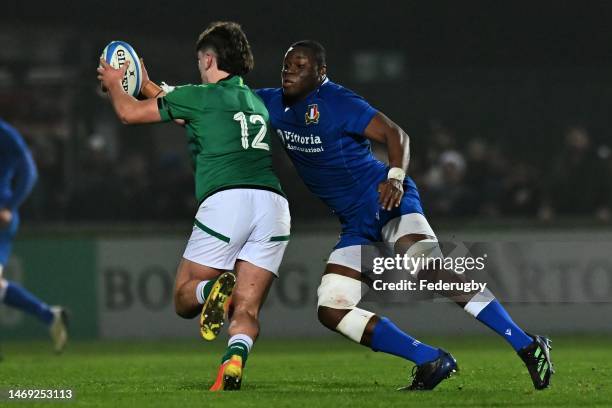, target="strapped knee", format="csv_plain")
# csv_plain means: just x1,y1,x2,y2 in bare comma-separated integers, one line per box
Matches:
317,274,374,342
